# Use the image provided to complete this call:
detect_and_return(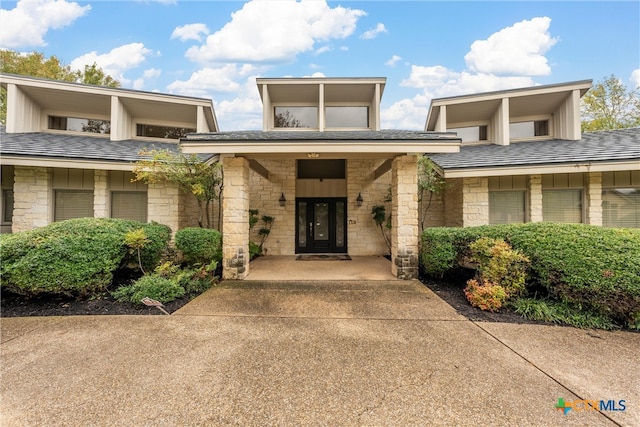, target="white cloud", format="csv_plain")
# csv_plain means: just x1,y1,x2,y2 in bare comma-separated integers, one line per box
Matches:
143,68,162,79
70,43,152,84
185,0,365,64
0,0,90,48
171,23,210,42
166,64,263,98
631,69,640,88
315,45,332,55
360,23,387,40
385,55,402,67
381,98,428,130
464,17,558,76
